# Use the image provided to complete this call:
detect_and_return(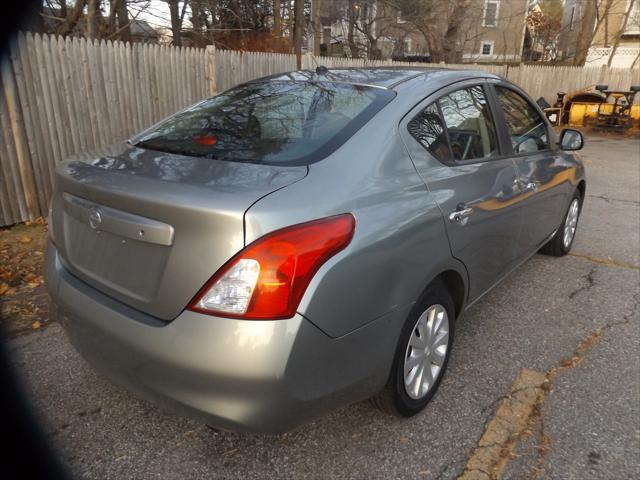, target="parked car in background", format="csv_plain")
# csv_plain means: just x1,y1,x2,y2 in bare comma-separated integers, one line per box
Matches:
45,67,585,433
